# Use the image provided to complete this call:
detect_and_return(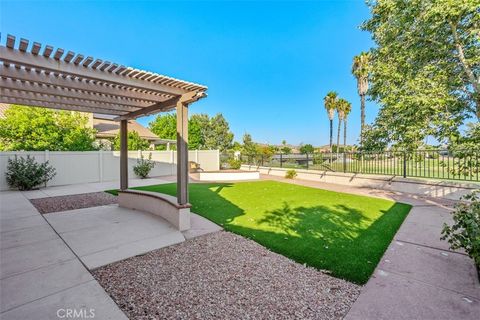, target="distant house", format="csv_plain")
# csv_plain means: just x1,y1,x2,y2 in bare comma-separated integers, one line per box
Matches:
0,104,175,150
